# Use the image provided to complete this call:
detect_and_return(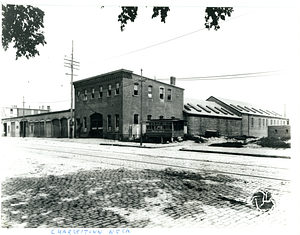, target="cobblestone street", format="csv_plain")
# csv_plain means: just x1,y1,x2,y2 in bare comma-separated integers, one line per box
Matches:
1,138,297,230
